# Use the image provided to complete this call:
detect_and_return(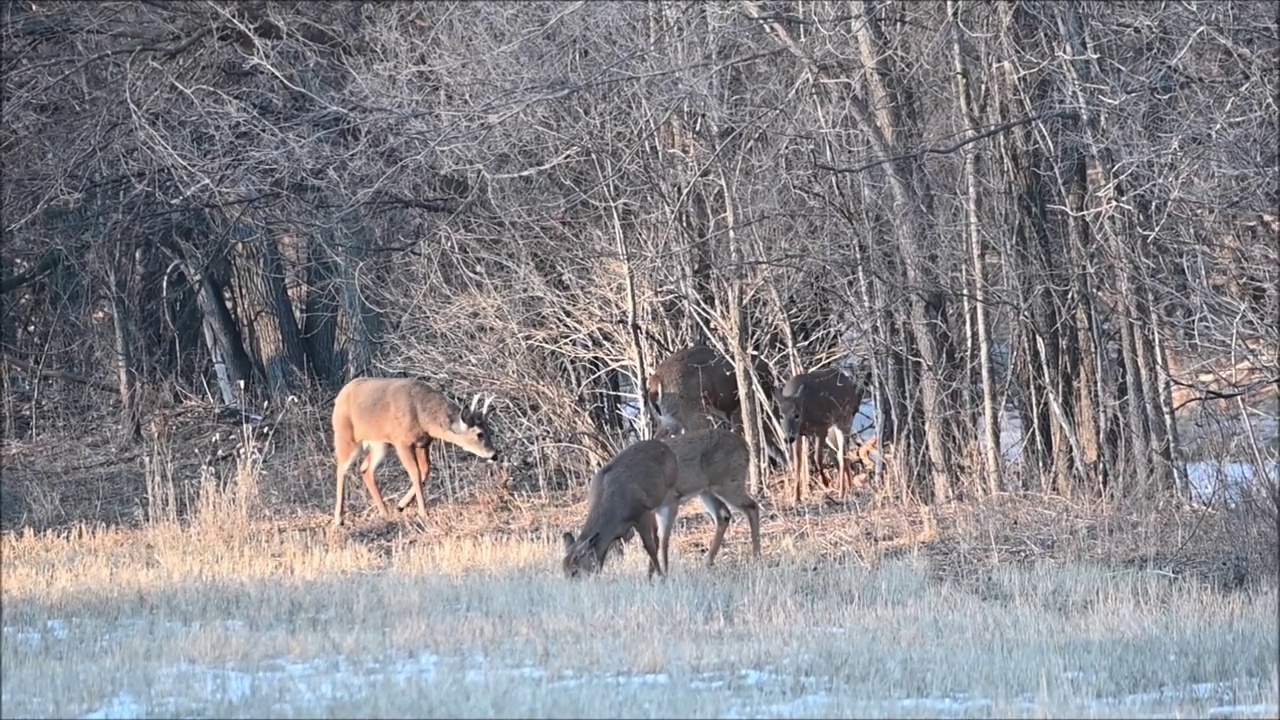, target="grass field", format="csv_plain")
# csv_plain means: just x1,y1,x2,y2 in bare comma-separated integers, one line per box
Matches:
3,479,1278,720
